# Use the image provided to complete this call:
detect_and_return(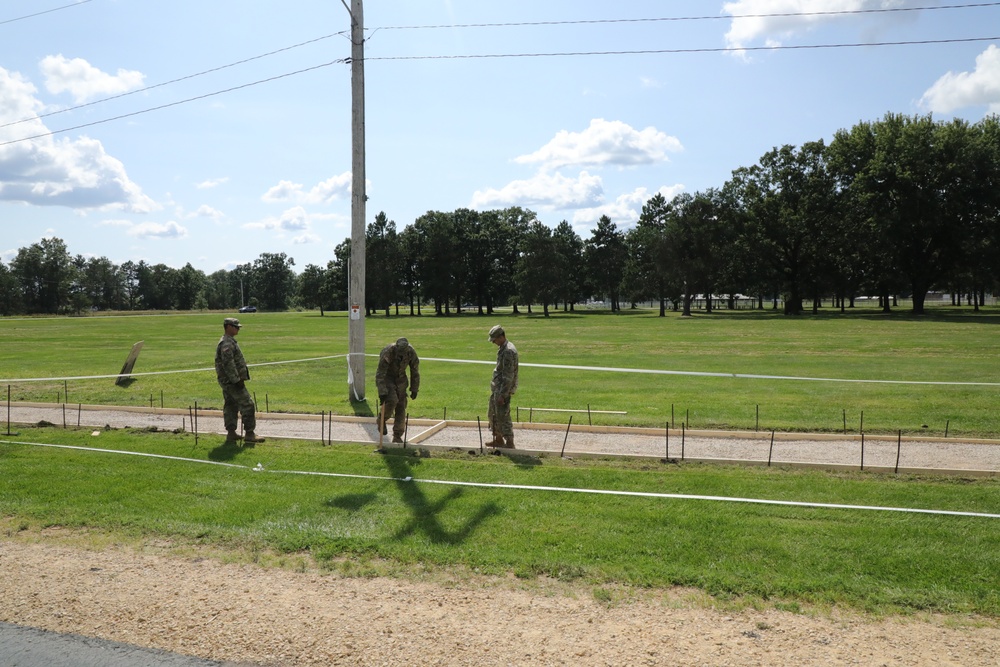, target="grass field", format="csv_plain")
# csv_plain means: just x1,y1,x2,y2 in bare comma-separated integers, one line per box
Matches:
2,306,1000,436
2,425,999,616
3,307,1000,617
